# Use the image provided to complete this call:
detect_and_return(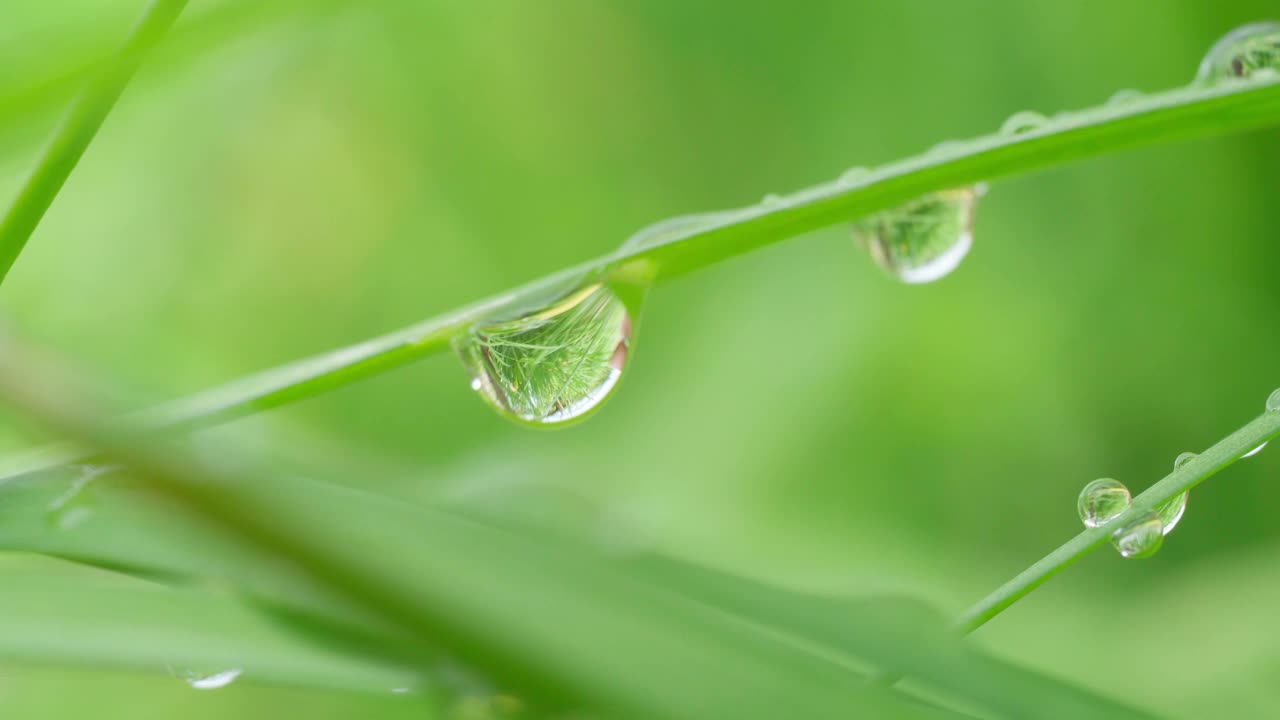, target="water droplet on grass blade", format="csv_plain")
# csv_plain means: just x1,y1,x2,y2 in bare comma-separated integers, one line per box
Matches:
1111,512,1164,559
852,187,980,284
999,111,1048,135
838,166,870,185
1156,493,1188,535
183,668,242,690
456,284,632,426
1196,21,1280,82
621,211,743,253
1266,388,1280,412
1077,478,1131,528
